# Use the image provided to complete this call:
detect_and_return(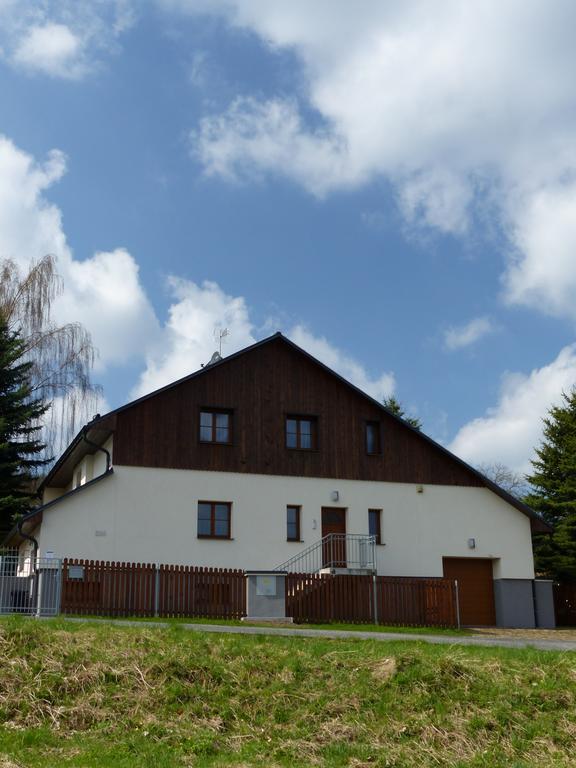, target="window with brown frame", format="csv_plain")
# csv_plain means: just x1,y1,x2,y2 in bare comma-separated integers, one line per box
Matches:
366,421,381,455
368,508,382,544
287,505,301,541
199,409,232,444
197,501,231,539
286,416,317,450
